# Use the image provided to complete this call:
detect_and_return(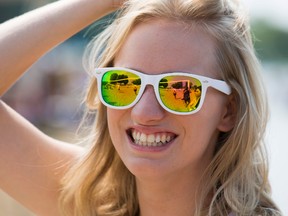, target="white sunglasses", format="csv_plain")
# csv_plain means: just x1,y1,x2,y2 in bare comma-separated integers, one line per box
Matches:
93,67,231,115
